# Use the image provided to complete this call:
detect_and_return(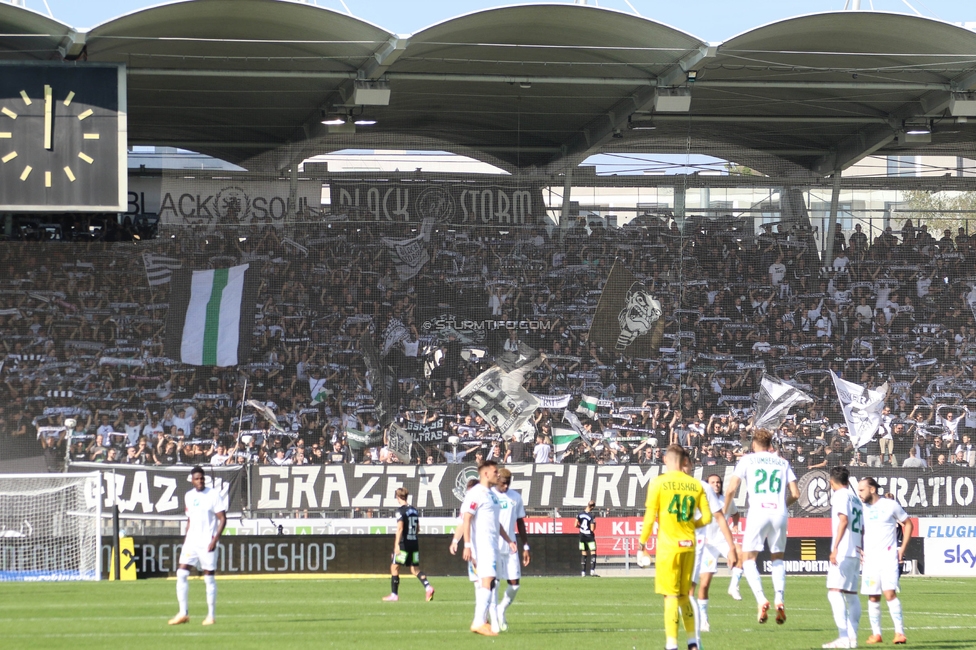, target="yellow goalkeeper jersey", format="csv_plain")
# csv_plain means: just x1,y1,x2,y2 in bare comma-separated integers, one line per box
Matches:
639,470,712,553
